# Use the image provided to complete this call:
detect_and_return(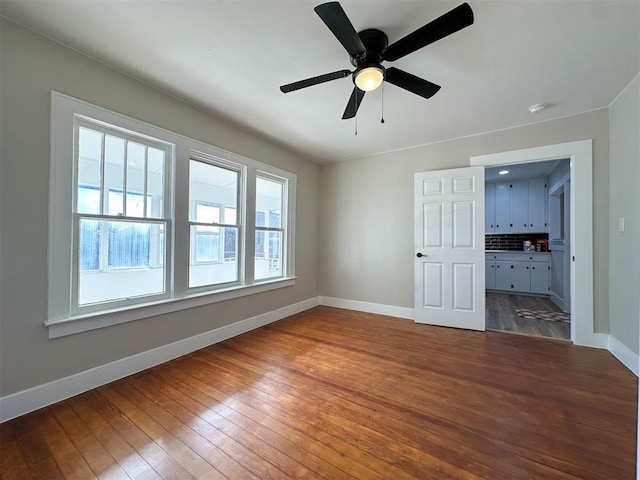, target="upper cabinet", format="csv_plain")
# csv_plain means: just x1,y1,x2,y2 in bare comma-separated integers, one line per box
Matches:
485,178,548,234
